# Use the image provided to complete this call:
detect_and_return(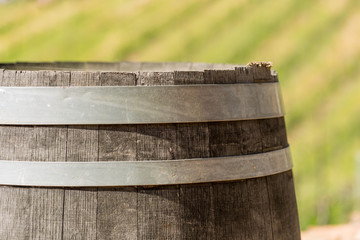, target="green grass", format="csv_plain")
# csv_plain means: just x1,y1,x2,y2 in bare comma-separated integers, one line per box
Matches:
1,0,360,230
